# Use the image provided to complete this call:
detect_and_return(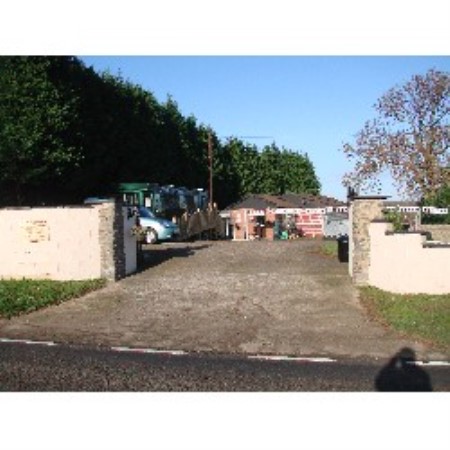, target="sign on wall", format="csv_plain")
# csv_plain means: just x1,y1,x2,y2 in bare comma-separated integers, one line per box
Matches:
21,220,50,243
